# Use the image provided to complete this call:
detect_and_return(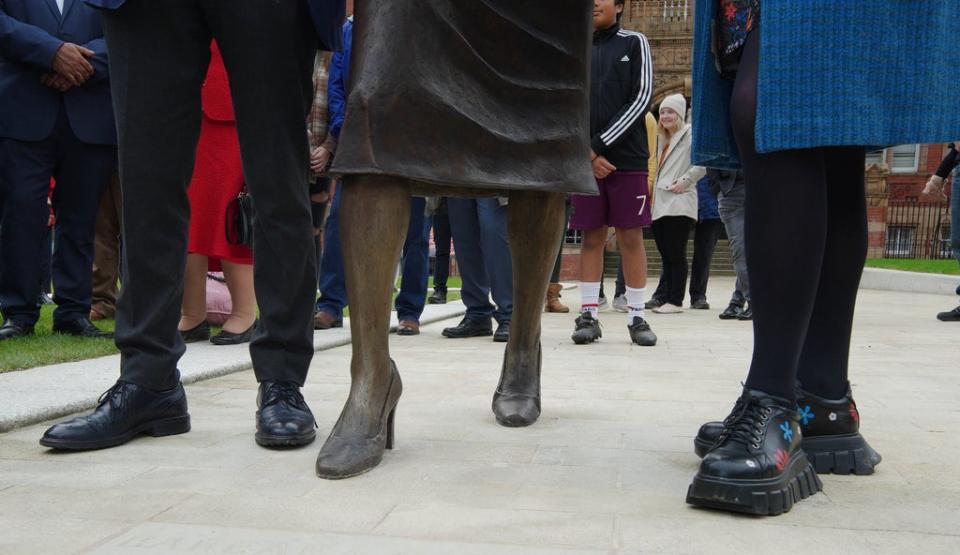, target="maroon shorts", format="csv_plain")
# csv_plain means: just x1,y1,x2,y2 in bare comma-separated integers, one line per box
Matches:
569,171,651,230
